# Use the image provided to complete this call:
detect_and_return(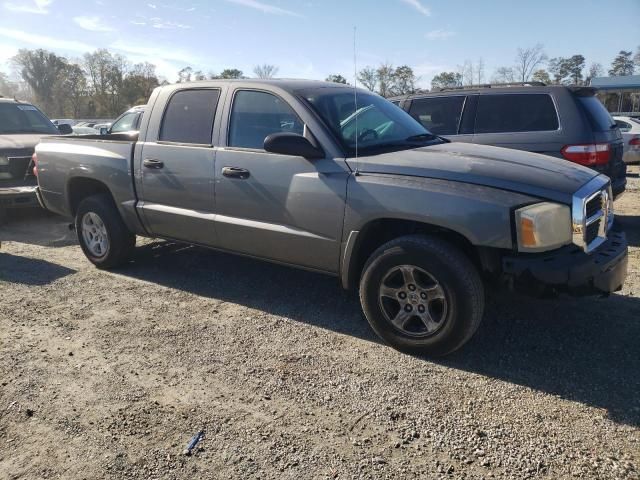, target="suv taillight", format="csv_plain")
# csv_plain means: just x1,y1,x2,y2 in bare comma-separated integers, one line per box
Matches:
32,152,38,176
630,137,640,147
561,143,610,166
